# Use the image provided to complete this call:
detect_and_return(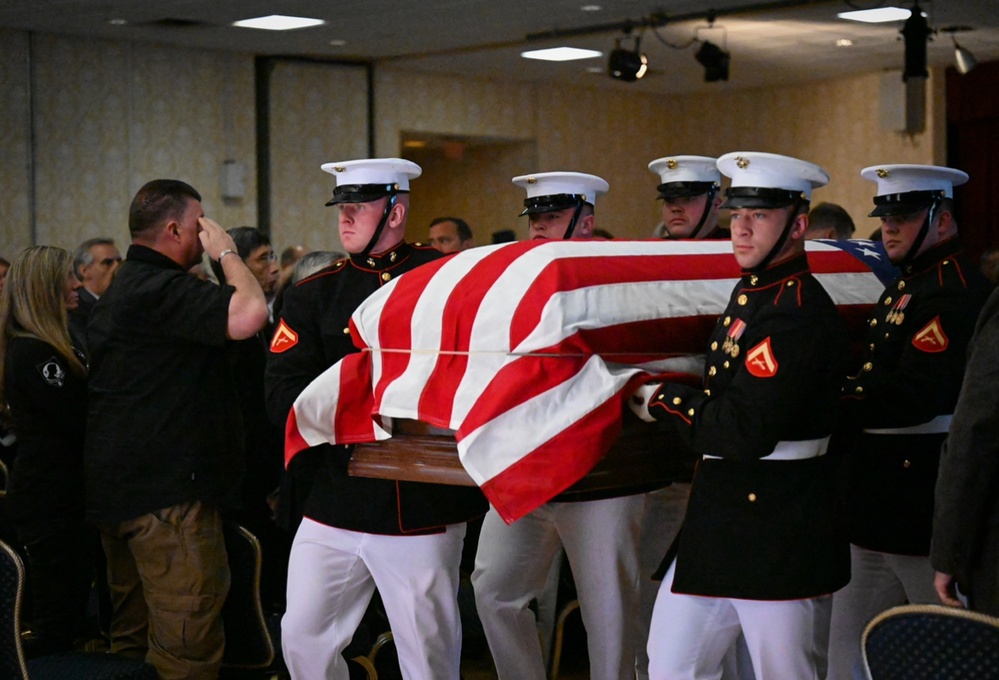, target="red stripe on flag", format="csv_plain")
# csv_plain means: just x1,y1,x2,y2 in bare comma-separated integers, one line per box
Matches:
285,407,310,467
417,245,531,424
480,382,637,522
